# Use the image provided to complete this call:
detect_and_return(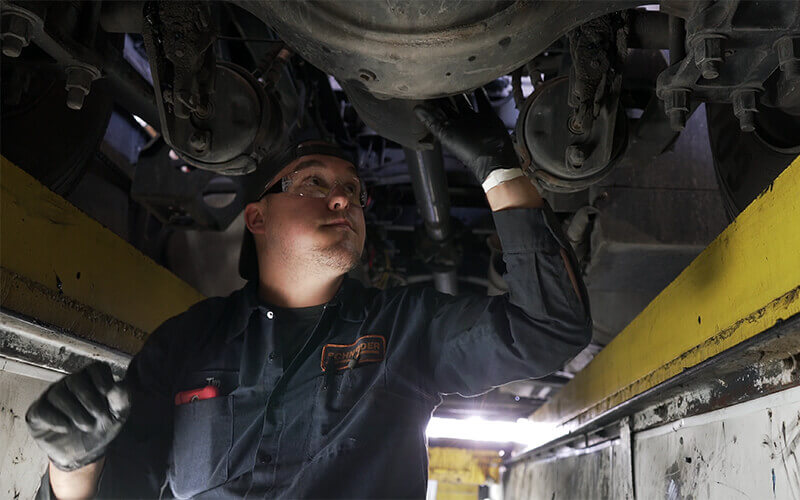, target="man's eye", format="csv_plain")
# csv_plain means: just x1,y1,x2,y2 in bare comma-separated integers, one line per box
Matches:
303,175,323,187
344,183,357,195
